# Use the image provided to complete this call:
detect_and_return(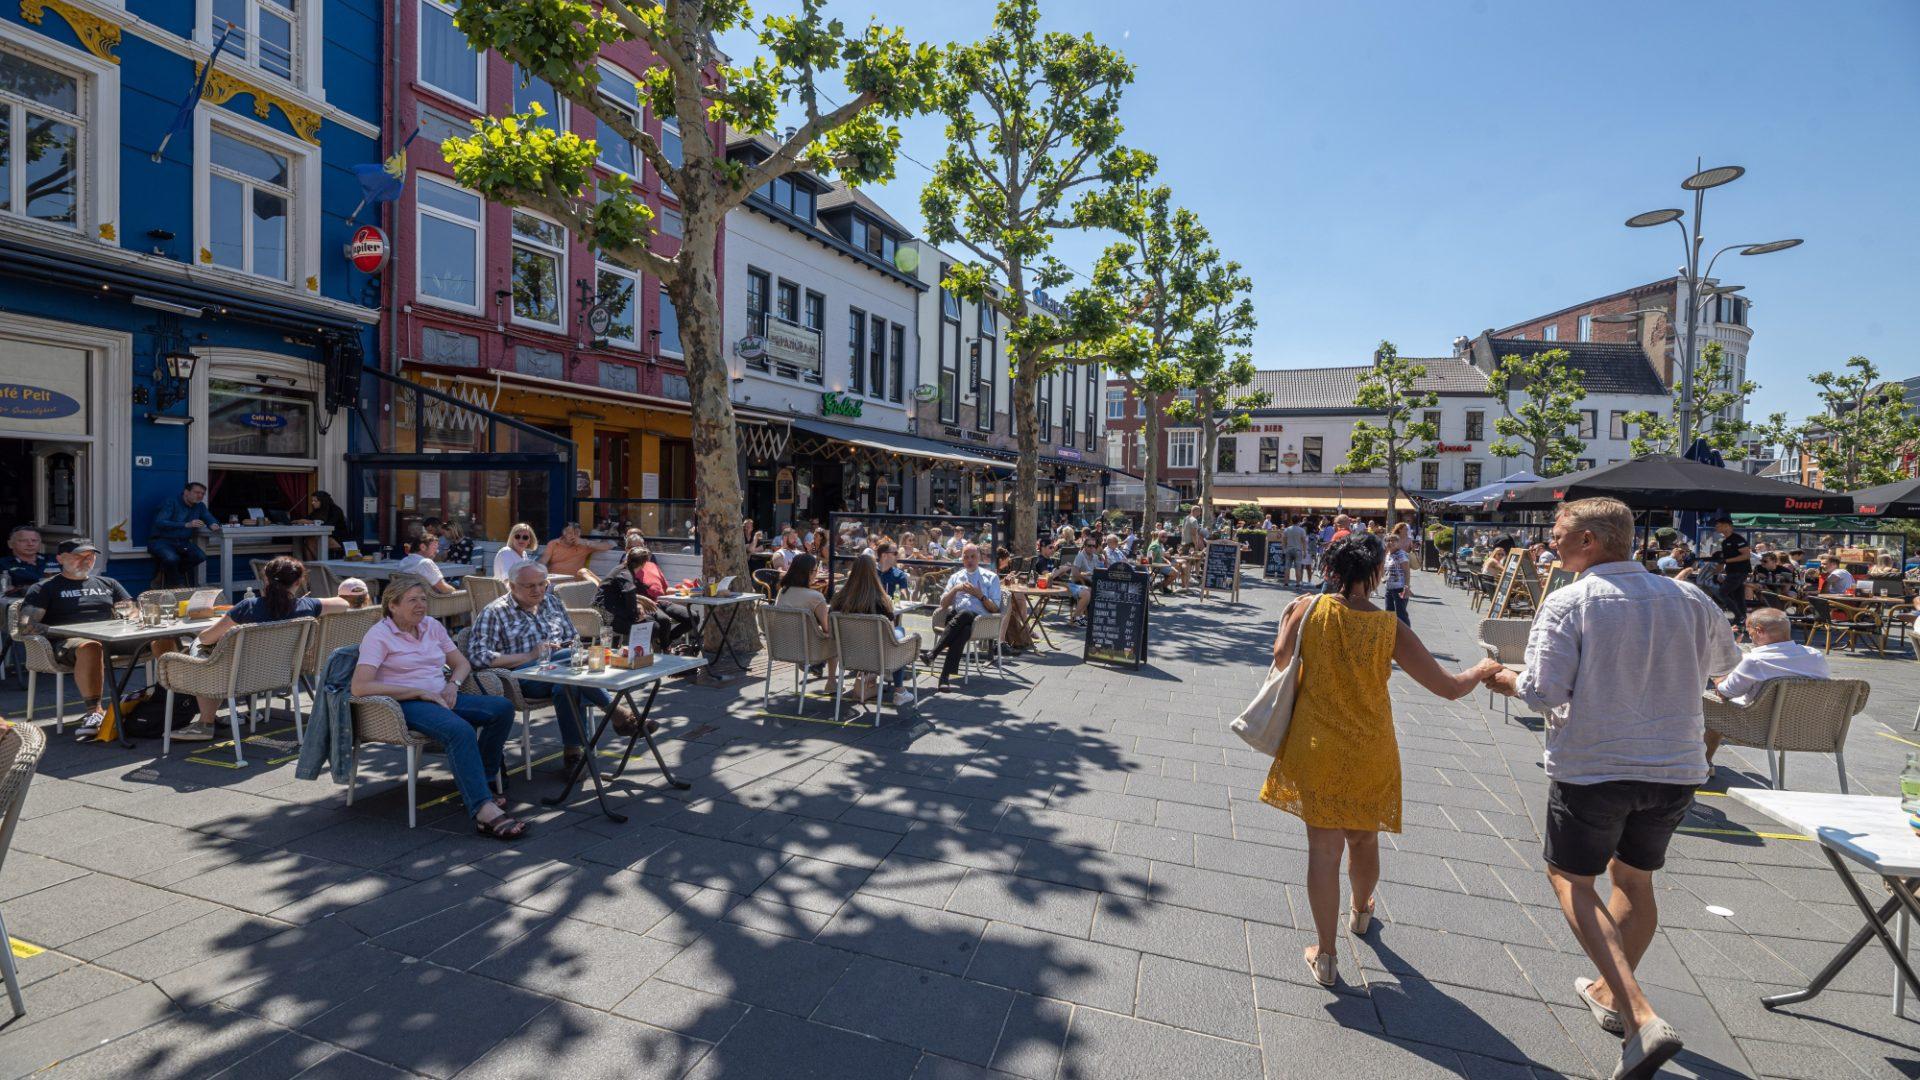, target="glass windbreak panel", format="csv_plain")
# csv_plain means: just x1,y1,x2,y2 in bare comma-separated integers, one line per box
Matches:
572,499,699,552
208,377,315,458
822,511,1009,598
